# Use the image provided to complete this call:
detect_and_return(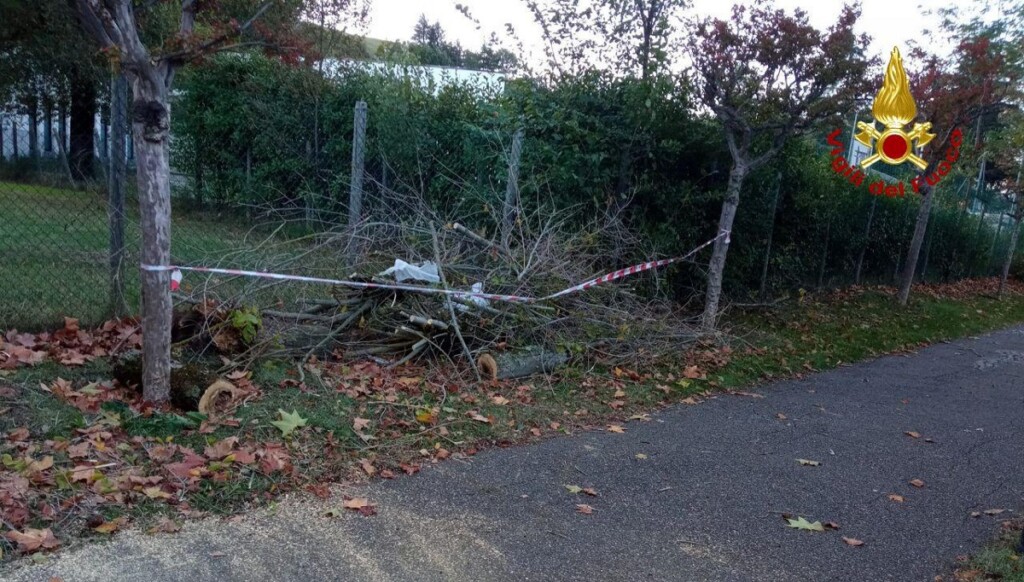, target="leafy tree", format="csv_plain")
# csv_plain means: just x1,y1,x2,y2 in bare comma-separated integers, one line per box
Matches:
687,1,870,329
894,7,1024,304
0,0,103,180
524,0,688,79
